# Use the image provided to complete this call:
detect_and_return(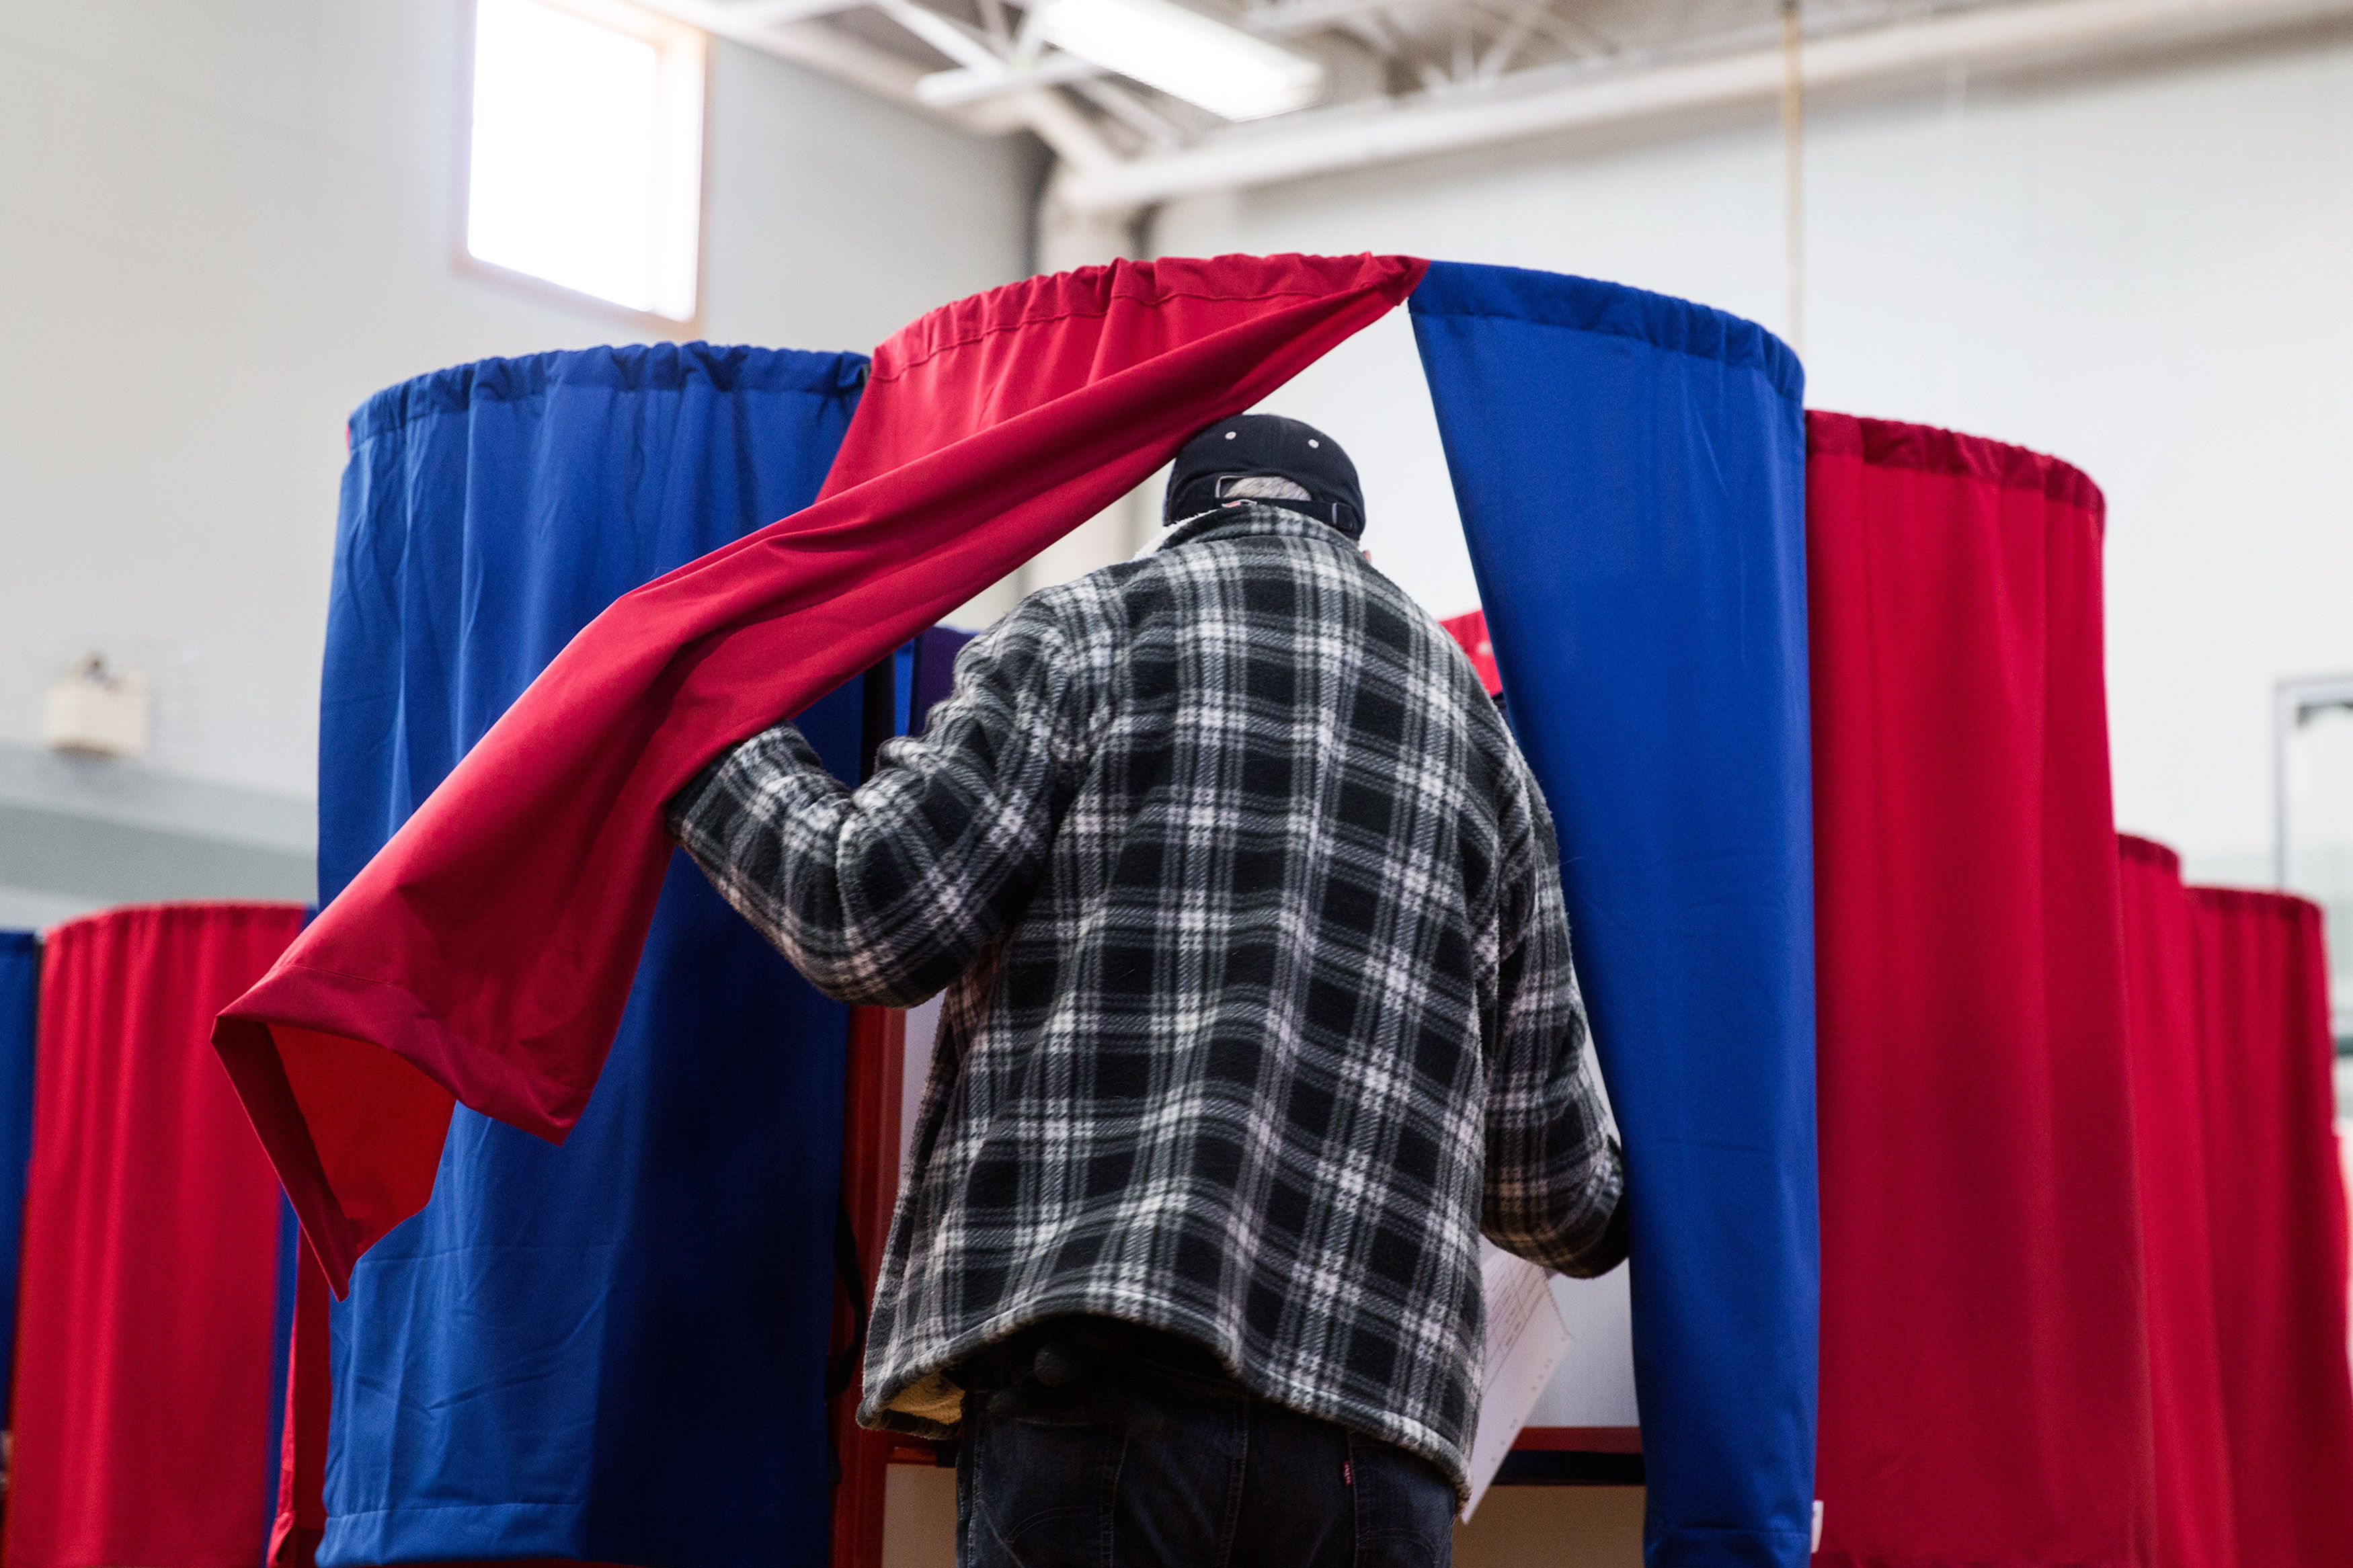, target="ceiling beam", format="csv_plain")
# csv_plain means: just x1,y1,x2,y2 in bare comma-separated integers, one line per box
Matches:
1244,0,1436,36
1012,85,1125,170
917,49,1109,105
1056,0,2353,212
873,0,1006,72
634,0,932,104
705,0,869,24
643,0,1039,132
